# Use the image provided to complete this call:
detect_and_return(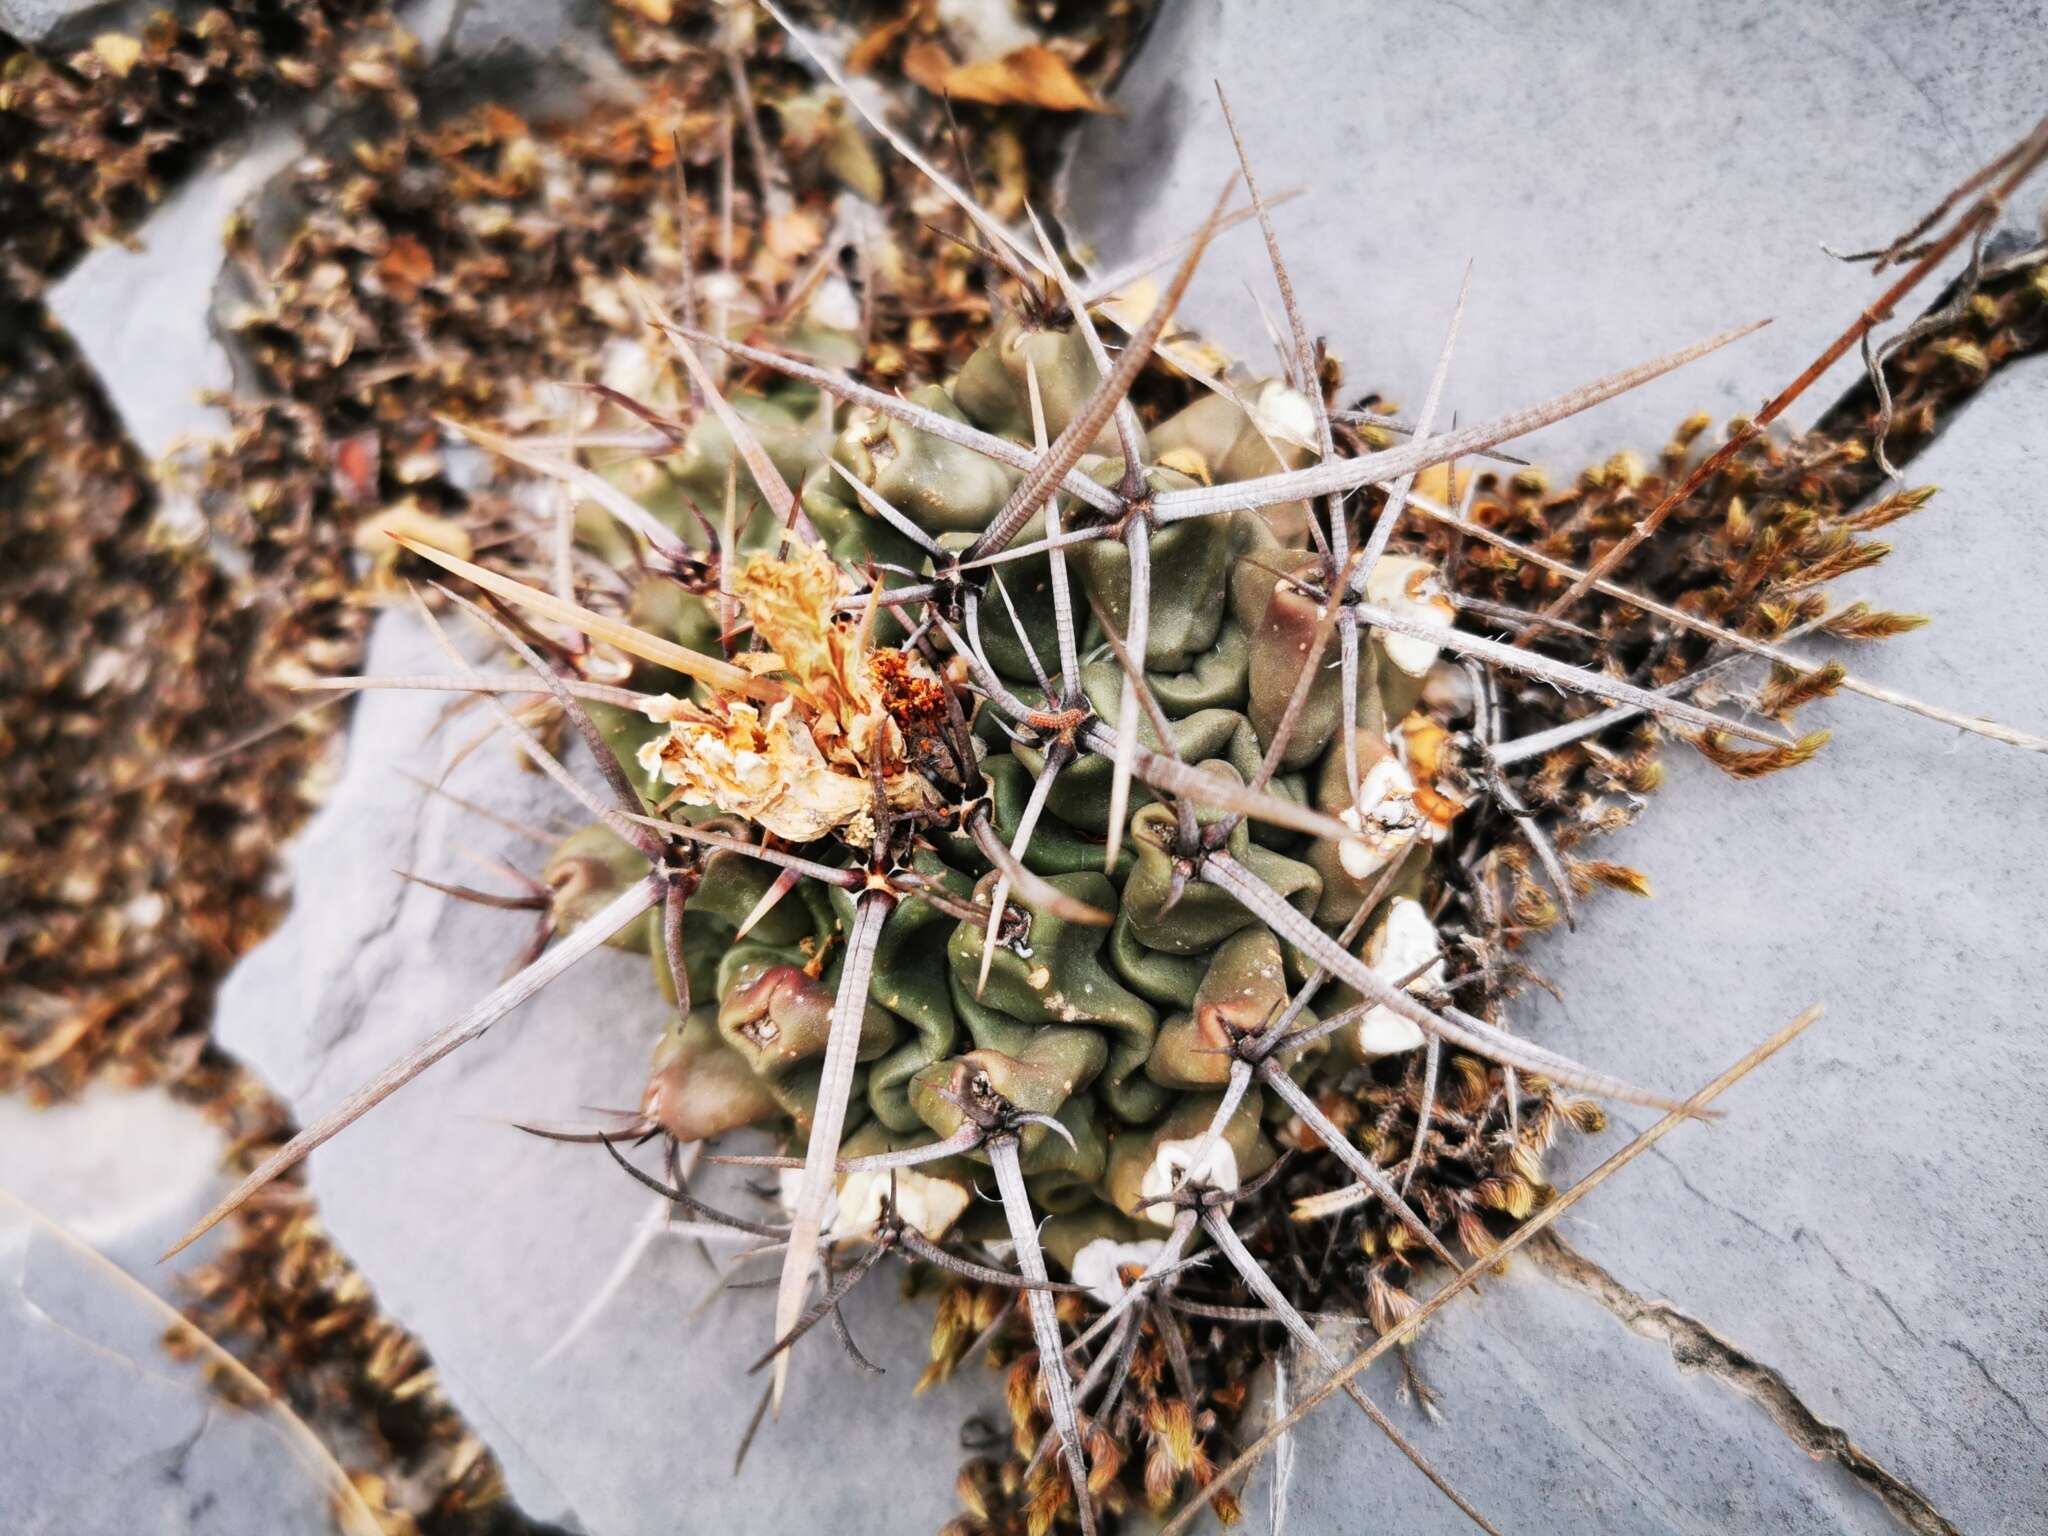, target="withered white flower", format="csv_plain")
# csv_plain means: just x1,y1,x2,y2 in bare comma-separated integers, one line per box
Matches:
634,543,940,843
1356,896,1444,1057
1070,1235,1167,1306
637,694,869,843
1365,554,1457,677
1246,376,1319,453
1138,1135,1239,1230
1336,756,1427,881
836,1167,970,1241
